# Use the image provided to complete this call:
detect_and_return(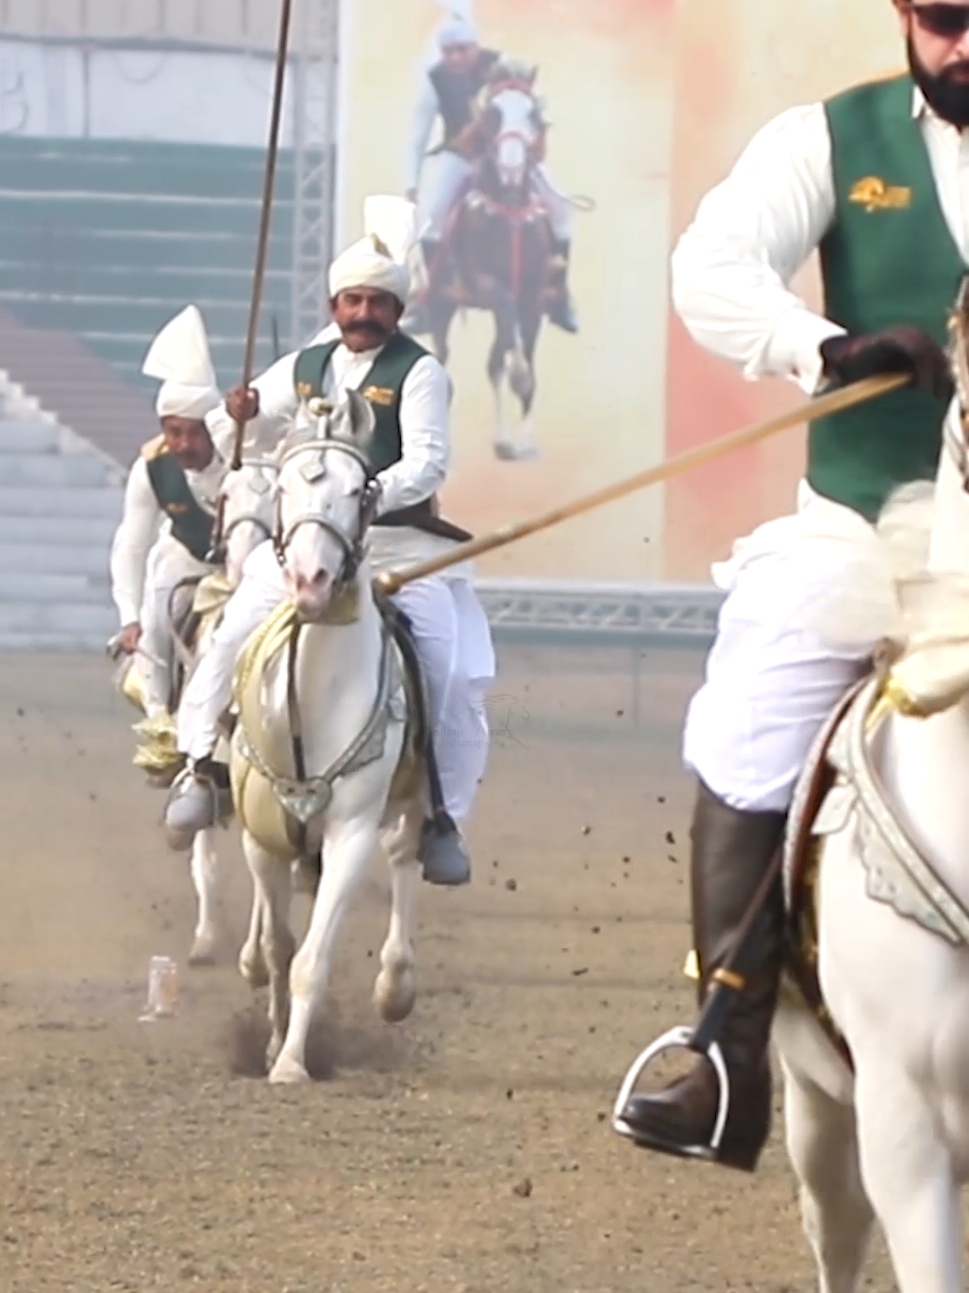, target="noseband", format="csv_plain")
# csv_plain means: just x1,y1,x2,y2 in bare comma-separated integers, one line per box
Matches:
273,435,380,585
